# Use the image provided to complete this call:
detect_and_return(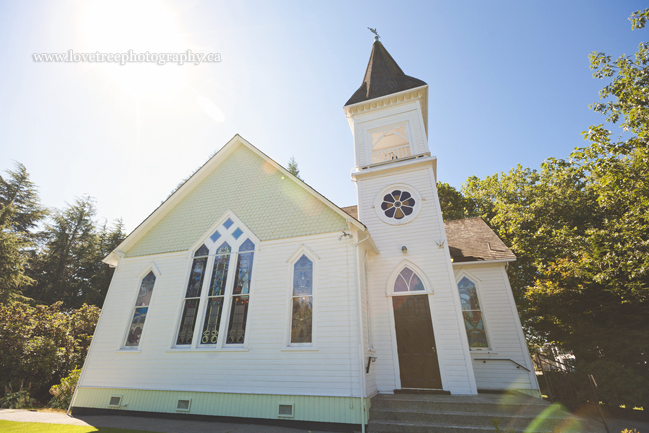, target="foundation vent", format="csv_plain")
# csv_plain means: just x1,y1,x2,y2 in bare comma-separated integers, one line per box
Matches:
176,399,191,412
278,403,294,418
